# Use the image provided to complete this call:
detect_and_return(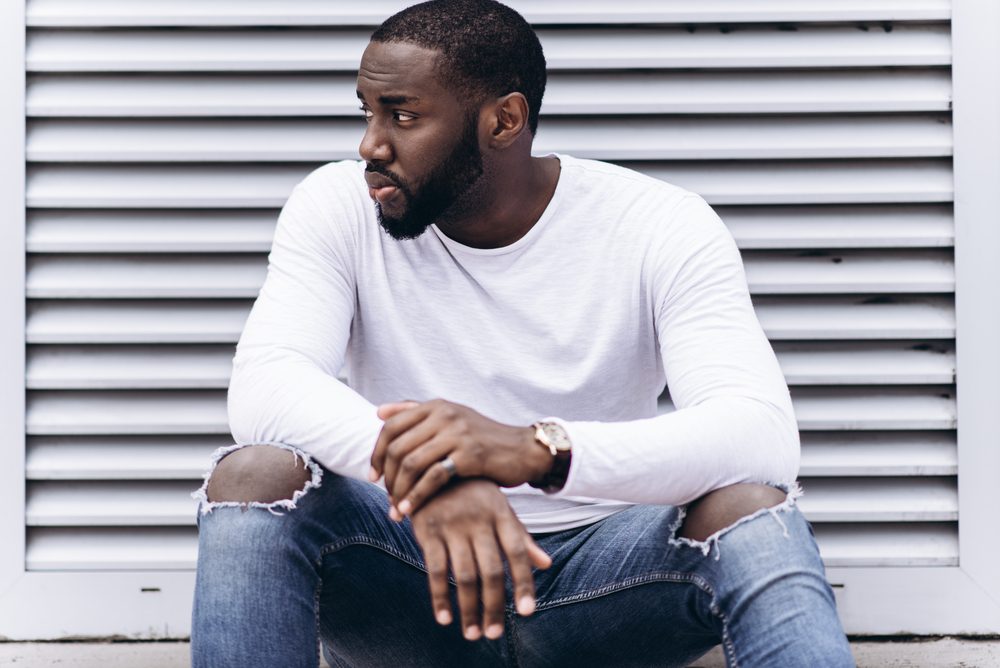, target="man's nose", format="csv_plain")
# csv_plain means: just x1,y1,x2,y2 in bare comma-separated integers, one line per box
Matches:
359,122,393,164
